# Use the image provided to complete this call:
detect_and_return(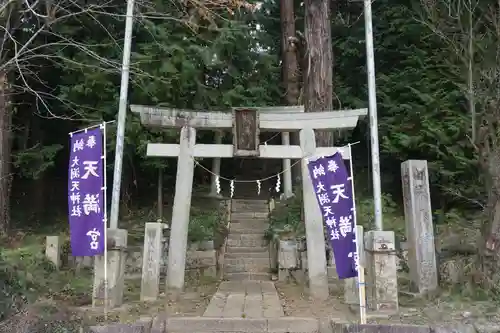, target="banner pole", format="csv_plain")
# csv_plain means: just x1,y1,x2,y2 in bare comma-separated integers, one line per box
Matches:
101,122,108,320
347,144,366,324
